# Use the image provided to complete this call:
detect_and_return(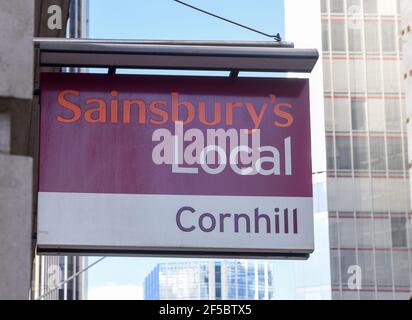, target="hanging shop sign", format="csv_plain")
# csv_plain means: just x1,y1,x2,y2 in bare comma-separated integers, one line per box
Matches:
37,72,314,258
